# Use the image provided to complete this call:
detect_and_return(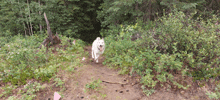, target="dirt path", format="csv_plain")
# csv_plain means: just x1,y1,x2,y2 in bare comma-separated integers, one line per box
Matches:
61,46,144,100
36,46,211,100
